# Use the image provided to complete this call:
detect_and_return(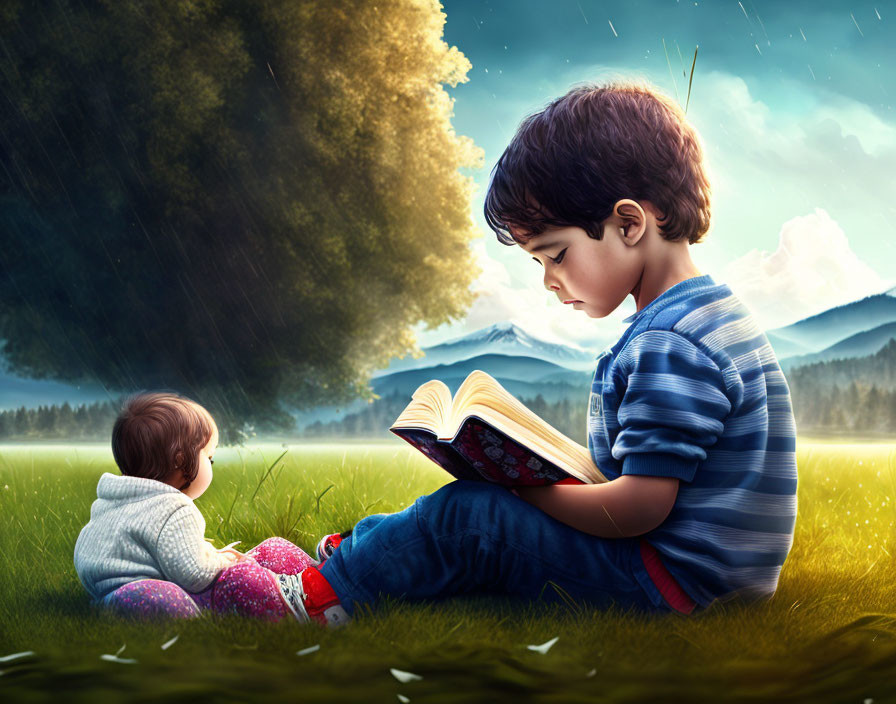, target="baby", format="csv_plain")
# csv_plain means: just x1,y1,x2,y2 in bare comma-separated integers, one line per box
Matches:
73,392,347,625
